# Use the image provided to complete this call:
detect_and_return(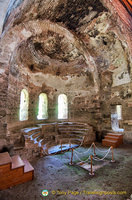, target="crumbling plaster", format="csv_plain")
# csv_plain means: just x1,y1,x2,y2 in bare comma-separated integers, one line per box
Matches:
0,0,131,143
